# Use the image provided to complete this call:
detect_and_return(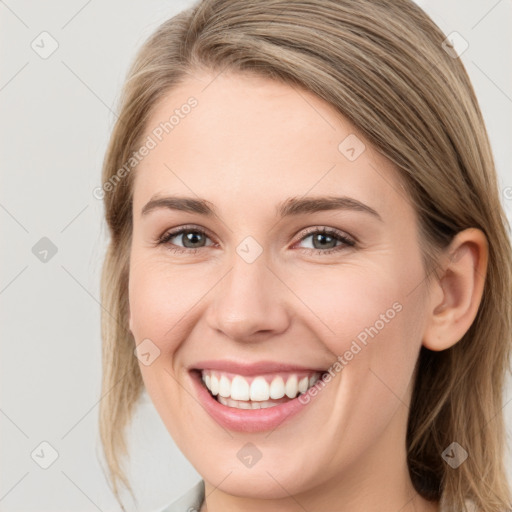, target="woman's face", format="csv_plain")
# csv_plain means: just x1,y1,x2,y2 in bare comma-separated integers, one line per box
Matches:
128,71,432,499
